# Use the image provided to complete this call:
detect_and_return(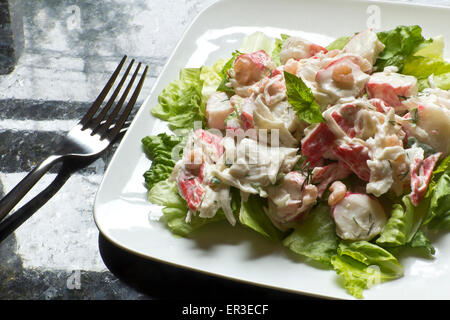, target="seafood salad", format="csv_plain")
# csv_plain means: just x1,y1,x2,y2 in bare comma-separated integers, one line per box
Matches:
142,25,450,298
